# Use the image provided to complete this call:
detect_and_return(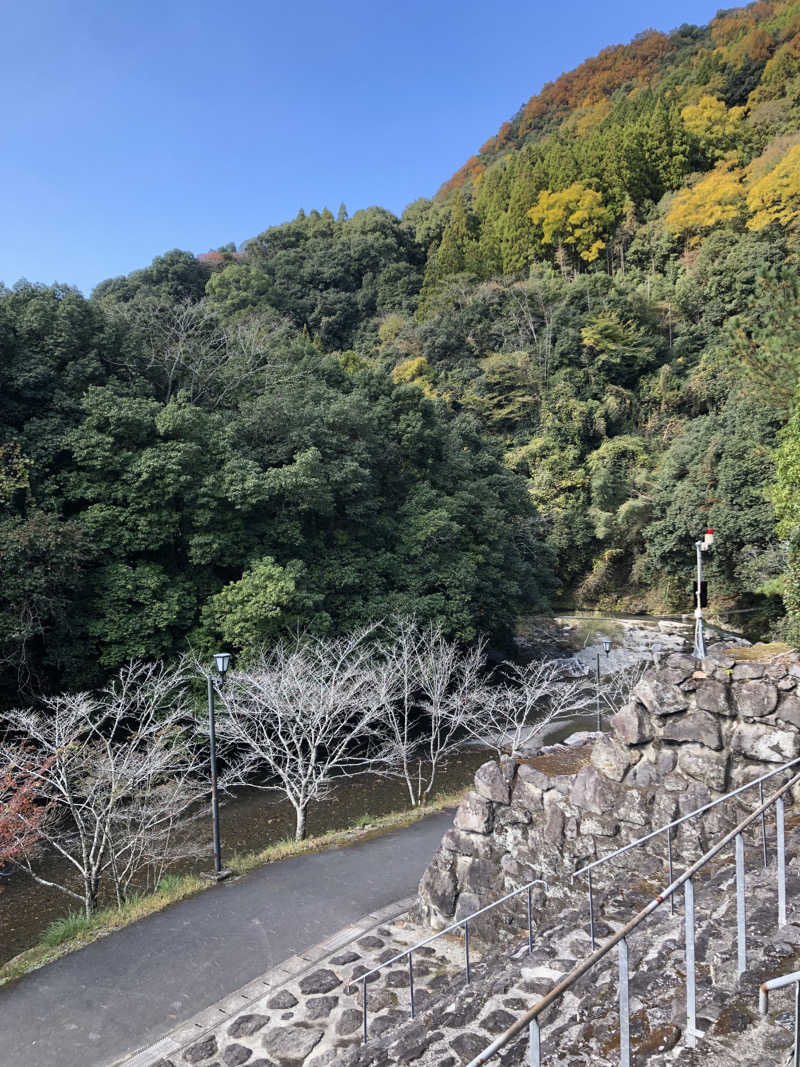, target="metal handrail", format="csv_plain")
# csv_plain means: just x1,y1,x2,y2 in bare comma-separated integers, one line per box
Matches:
760,970,800,1067
358,877,548,1043
572,753,800,948
574,754,800,881
465,770,800,1066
